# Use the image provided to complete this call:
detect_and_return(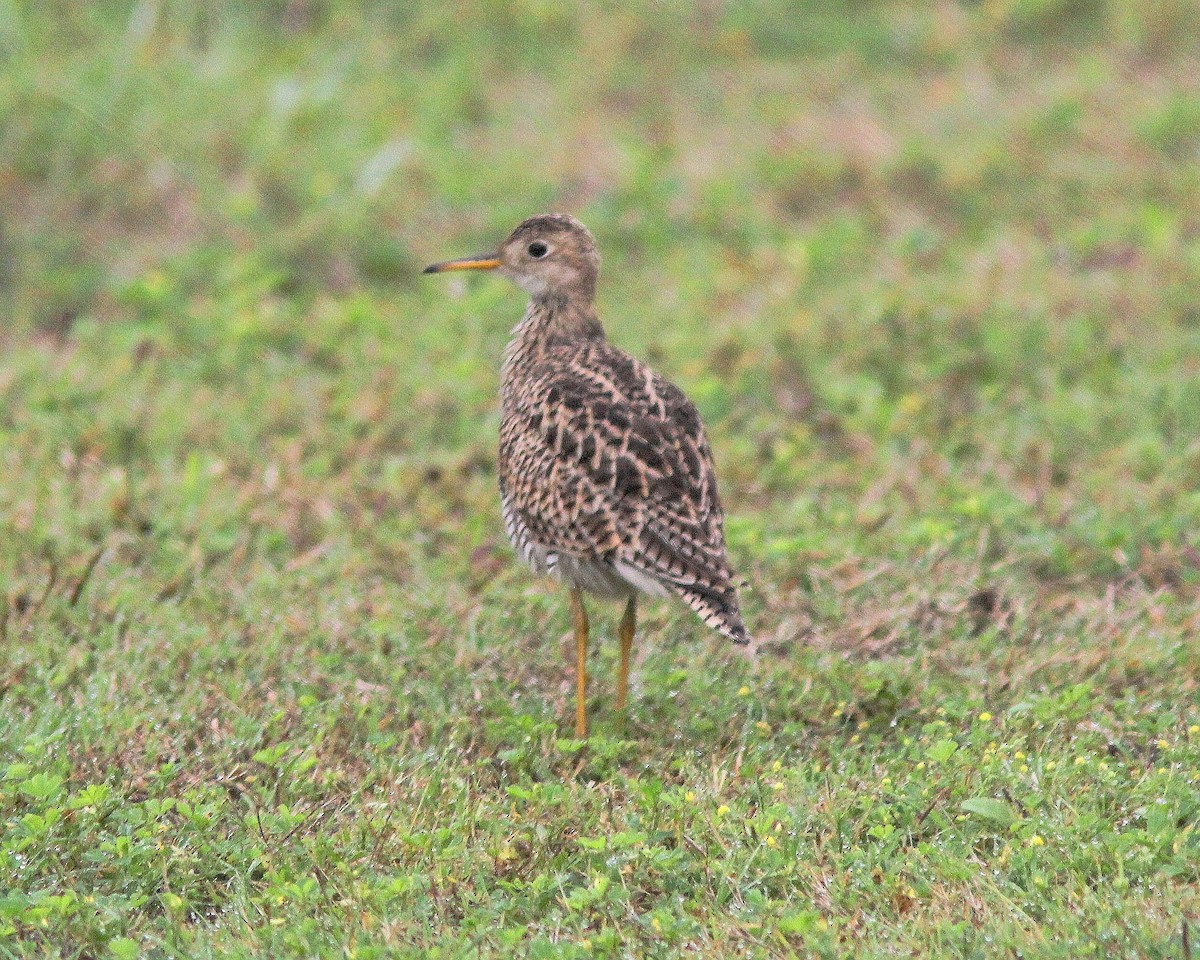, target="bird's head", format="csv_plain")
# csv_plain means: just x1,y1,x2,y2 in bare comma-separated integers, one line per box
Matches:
424,214,600,300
